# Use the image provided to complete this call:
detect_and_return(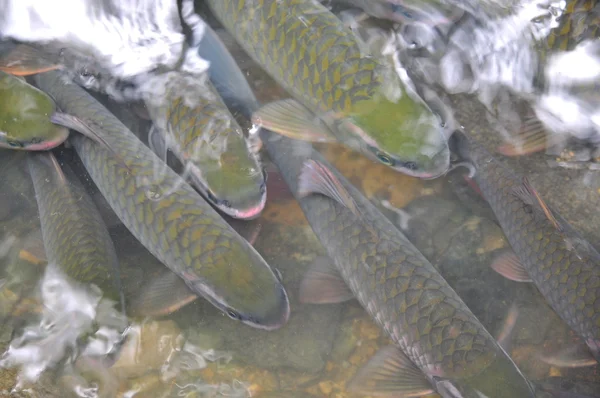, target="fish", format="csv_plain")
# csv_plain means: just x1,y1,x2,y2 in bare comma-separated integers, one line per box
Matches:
268,135,535,397
33,70,290,330
27,151,125,313
199,25,535,397
0,70,69,150
146,74,266,220
206,0,451,179
0,41,61,76
327,0,464,27
450,130,600,364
